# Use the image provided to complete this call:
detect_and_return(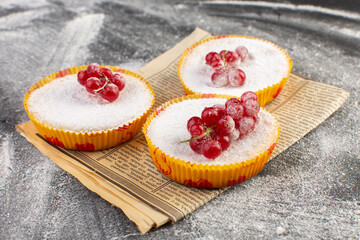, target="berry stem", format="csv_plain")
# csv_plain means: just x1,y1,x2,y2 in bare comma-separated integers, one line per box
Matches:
94,75,110,94
221,51,235,73
180,126,213,143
